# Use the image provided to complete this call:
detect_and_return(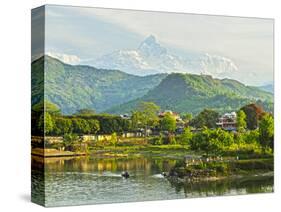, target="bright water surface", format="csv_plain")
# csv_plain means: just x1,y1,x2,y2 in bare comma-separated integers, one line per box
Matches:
31,156,273,207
